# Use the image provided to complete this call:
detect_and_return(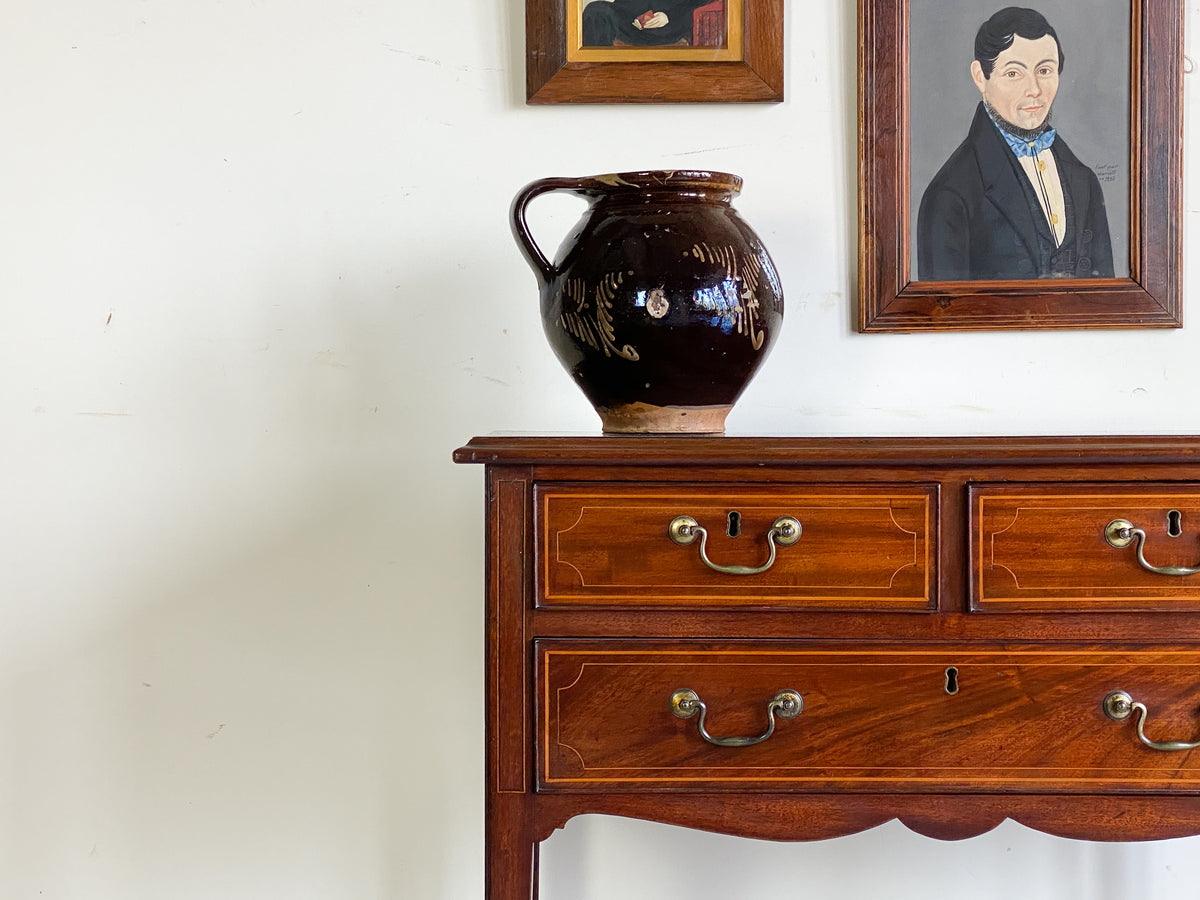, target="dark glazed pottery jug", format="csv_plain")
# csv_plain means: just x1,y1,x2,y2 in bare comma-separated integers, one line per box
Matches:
510,170,784,433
